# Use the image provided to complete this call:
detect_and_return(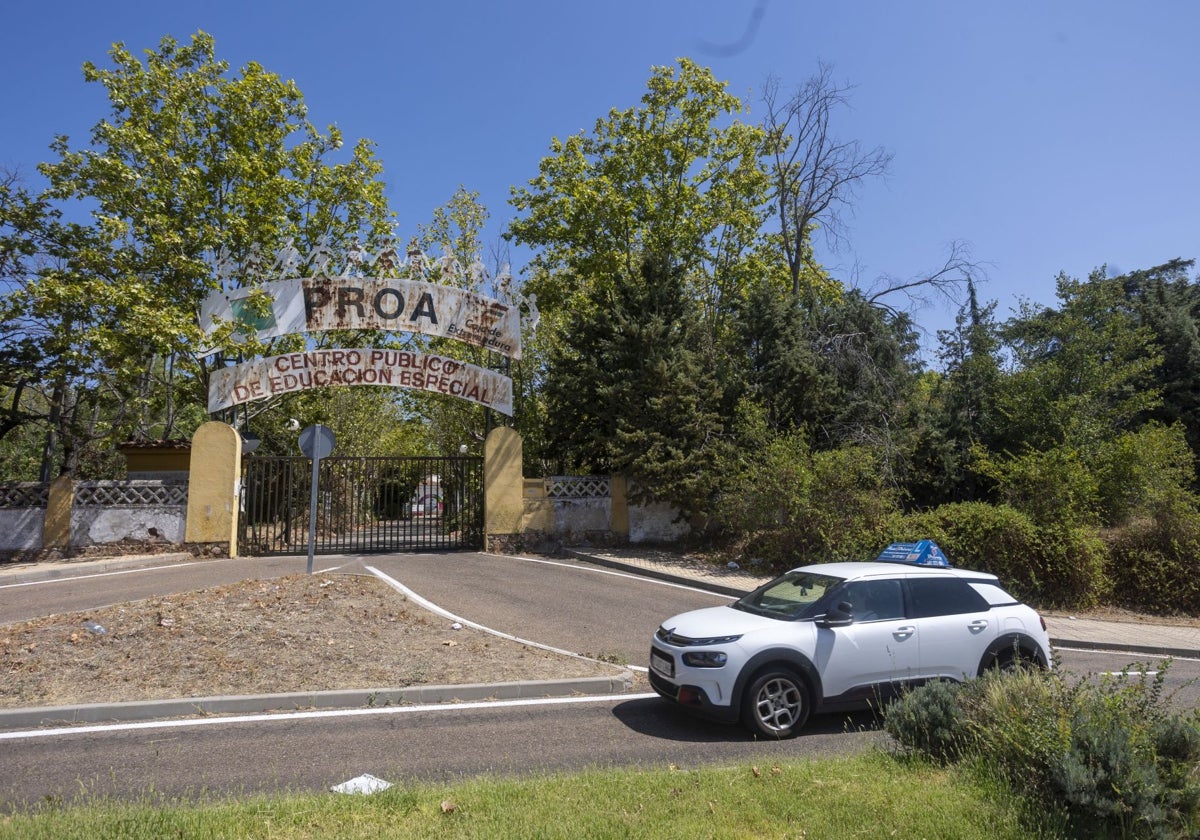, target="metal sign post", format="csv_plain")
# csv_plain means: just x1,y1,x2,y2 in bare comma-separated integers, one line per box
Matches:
298,424,336,574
